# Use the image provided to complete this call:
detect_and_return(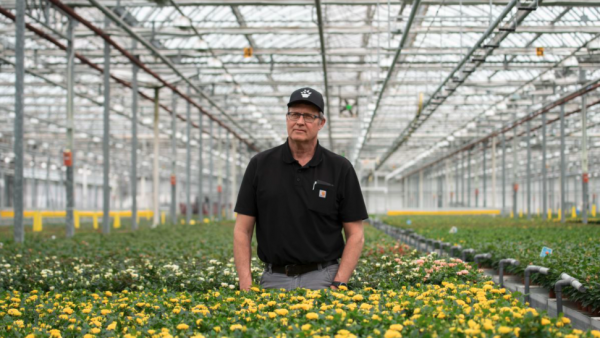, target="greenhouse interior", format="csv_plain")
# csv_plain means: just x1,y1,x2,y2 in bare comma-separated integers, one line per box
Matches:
1,0,600,336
